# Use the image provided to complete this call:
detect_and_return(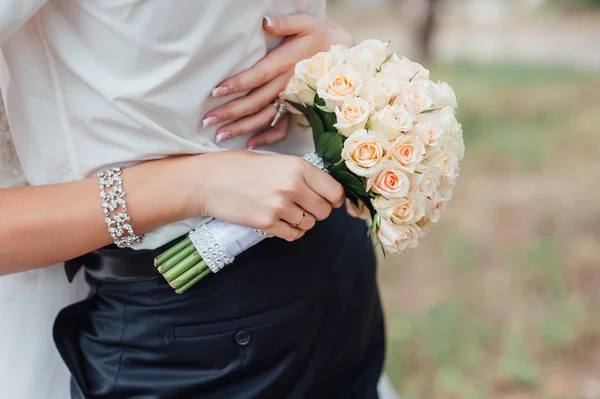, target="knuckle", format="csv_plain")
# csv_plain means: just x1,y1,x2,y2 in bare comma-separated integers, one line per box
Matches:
286,230,304,242
271,197,287,214
249,100,263,114
333,185,345,207
258,215,278,230
316,203,332,221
